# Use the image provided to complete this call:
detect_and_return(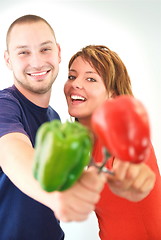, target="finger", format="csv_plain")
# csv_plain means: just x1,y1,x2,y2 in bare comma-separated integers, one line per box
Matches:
54,205,90,222
110,158,130,181
68,195,96,214
125,163,141,179
139,174,156,193
79,166,107,192
107,162,141,190
117,163,142,190
70,181,101,204
132,168,156,193
52,191,95,222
